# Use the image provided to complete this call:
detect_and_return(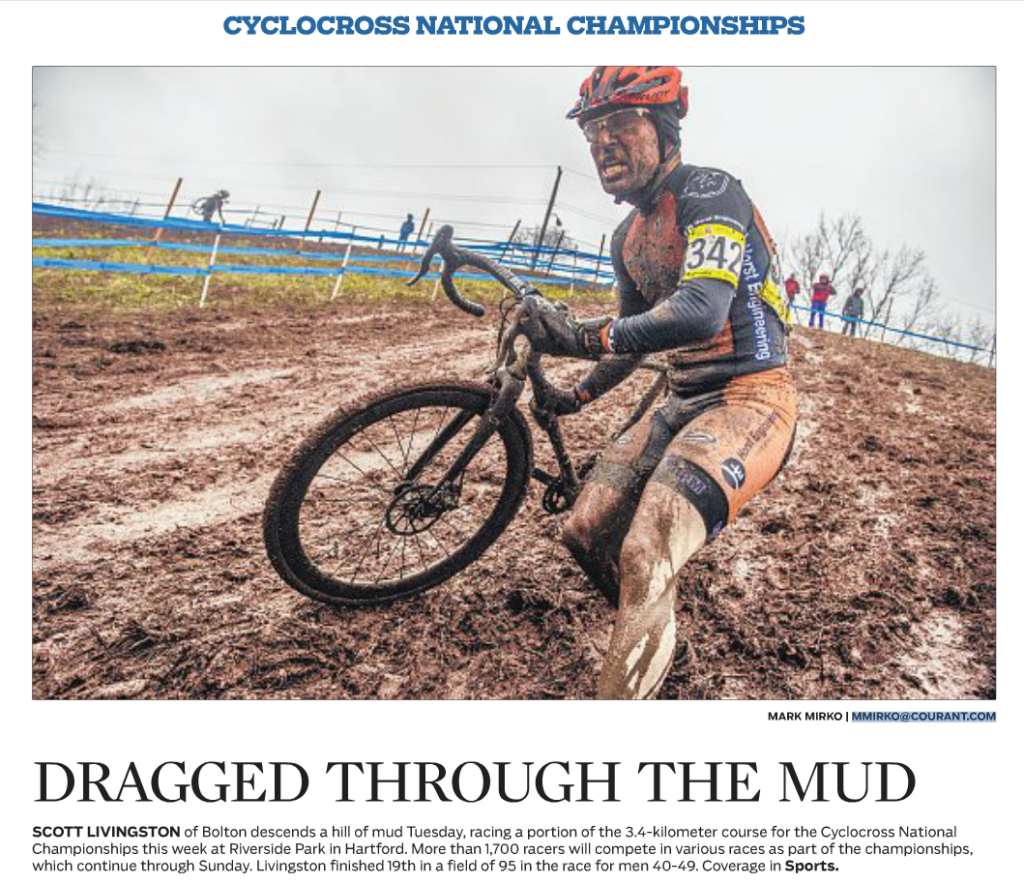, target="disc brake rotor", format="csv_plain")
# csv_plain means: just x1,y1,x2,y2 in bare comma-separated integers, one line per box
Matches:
384,482,462,536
